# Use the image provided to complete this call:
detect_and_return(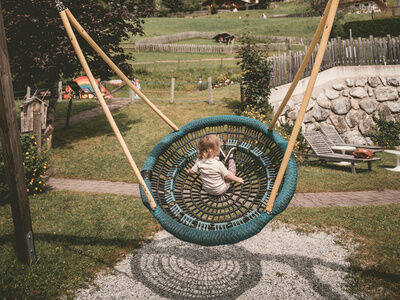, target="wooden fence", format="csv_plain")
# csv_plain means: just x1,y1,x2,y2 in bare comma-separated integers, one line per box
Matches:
270,35,400,87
